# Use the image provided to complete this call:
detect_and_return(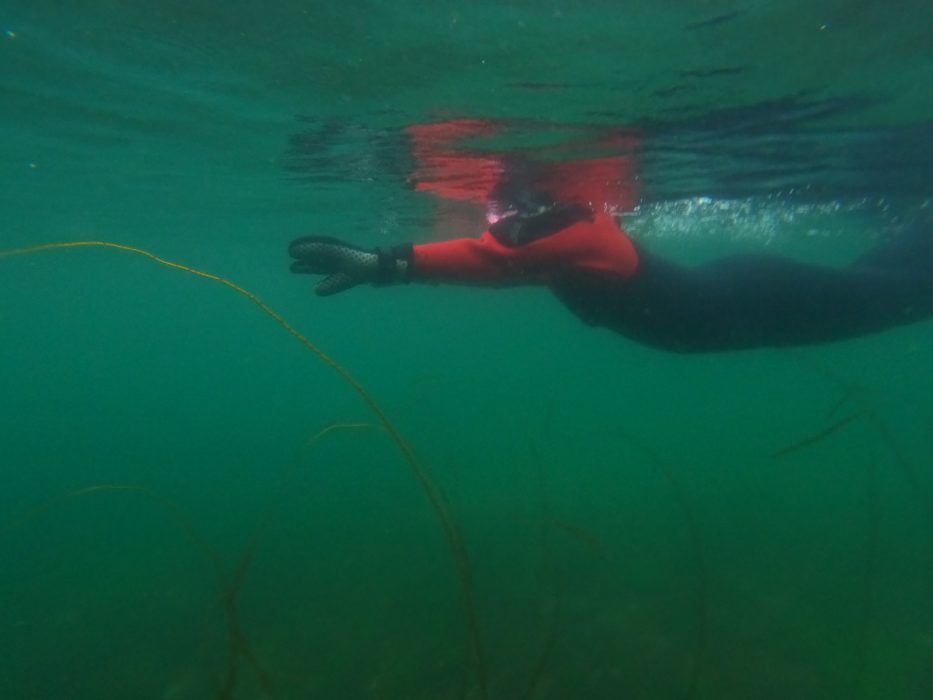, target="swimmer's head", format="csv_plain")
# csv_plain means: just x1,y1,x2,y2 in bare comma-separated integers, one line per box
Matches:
488,181,558,223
